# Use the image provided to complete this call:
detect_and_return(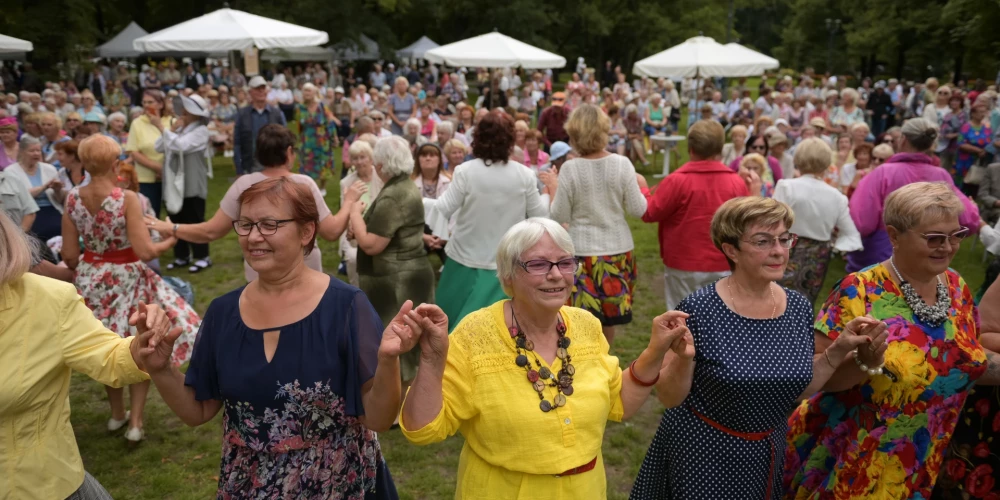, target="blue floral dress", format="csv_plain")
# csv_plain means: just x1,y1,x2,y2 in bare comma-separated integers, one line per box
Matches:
955,122,993,185
185,277,398,500
294,102,336,181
